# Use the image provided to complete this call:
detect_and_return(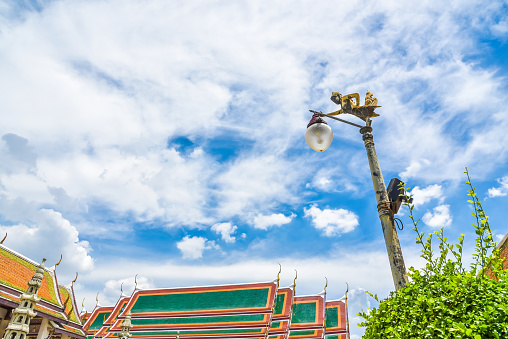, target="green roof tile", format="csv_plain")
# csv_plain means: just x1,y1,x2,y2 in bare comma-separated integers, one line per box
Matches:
273,294,285,315
325,306,339,328
291,302,316,324
131,288,270,313
88,311,112,330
